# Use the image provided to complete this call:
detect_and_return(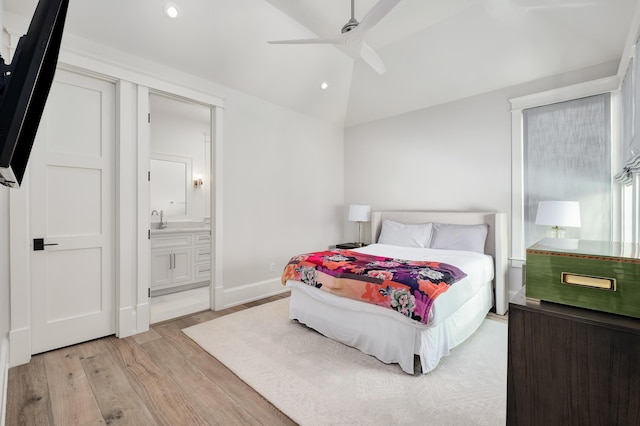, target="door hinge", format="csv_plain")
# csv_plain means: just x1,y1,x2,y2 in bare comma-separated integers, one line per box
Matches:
148,288,151,298
148,171,151,181
148,229,150,240
148,113,151,123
